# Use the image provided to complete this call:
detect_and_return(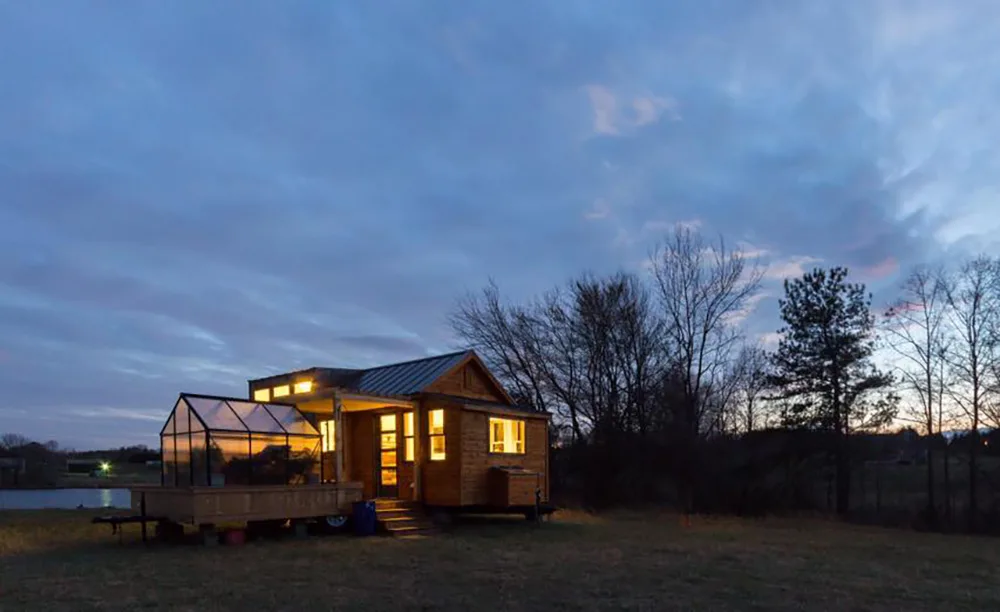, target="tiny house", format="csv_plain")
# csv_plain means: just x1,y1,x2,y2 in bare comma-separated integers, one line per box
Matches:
142,350,551,536
247,350,551,514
